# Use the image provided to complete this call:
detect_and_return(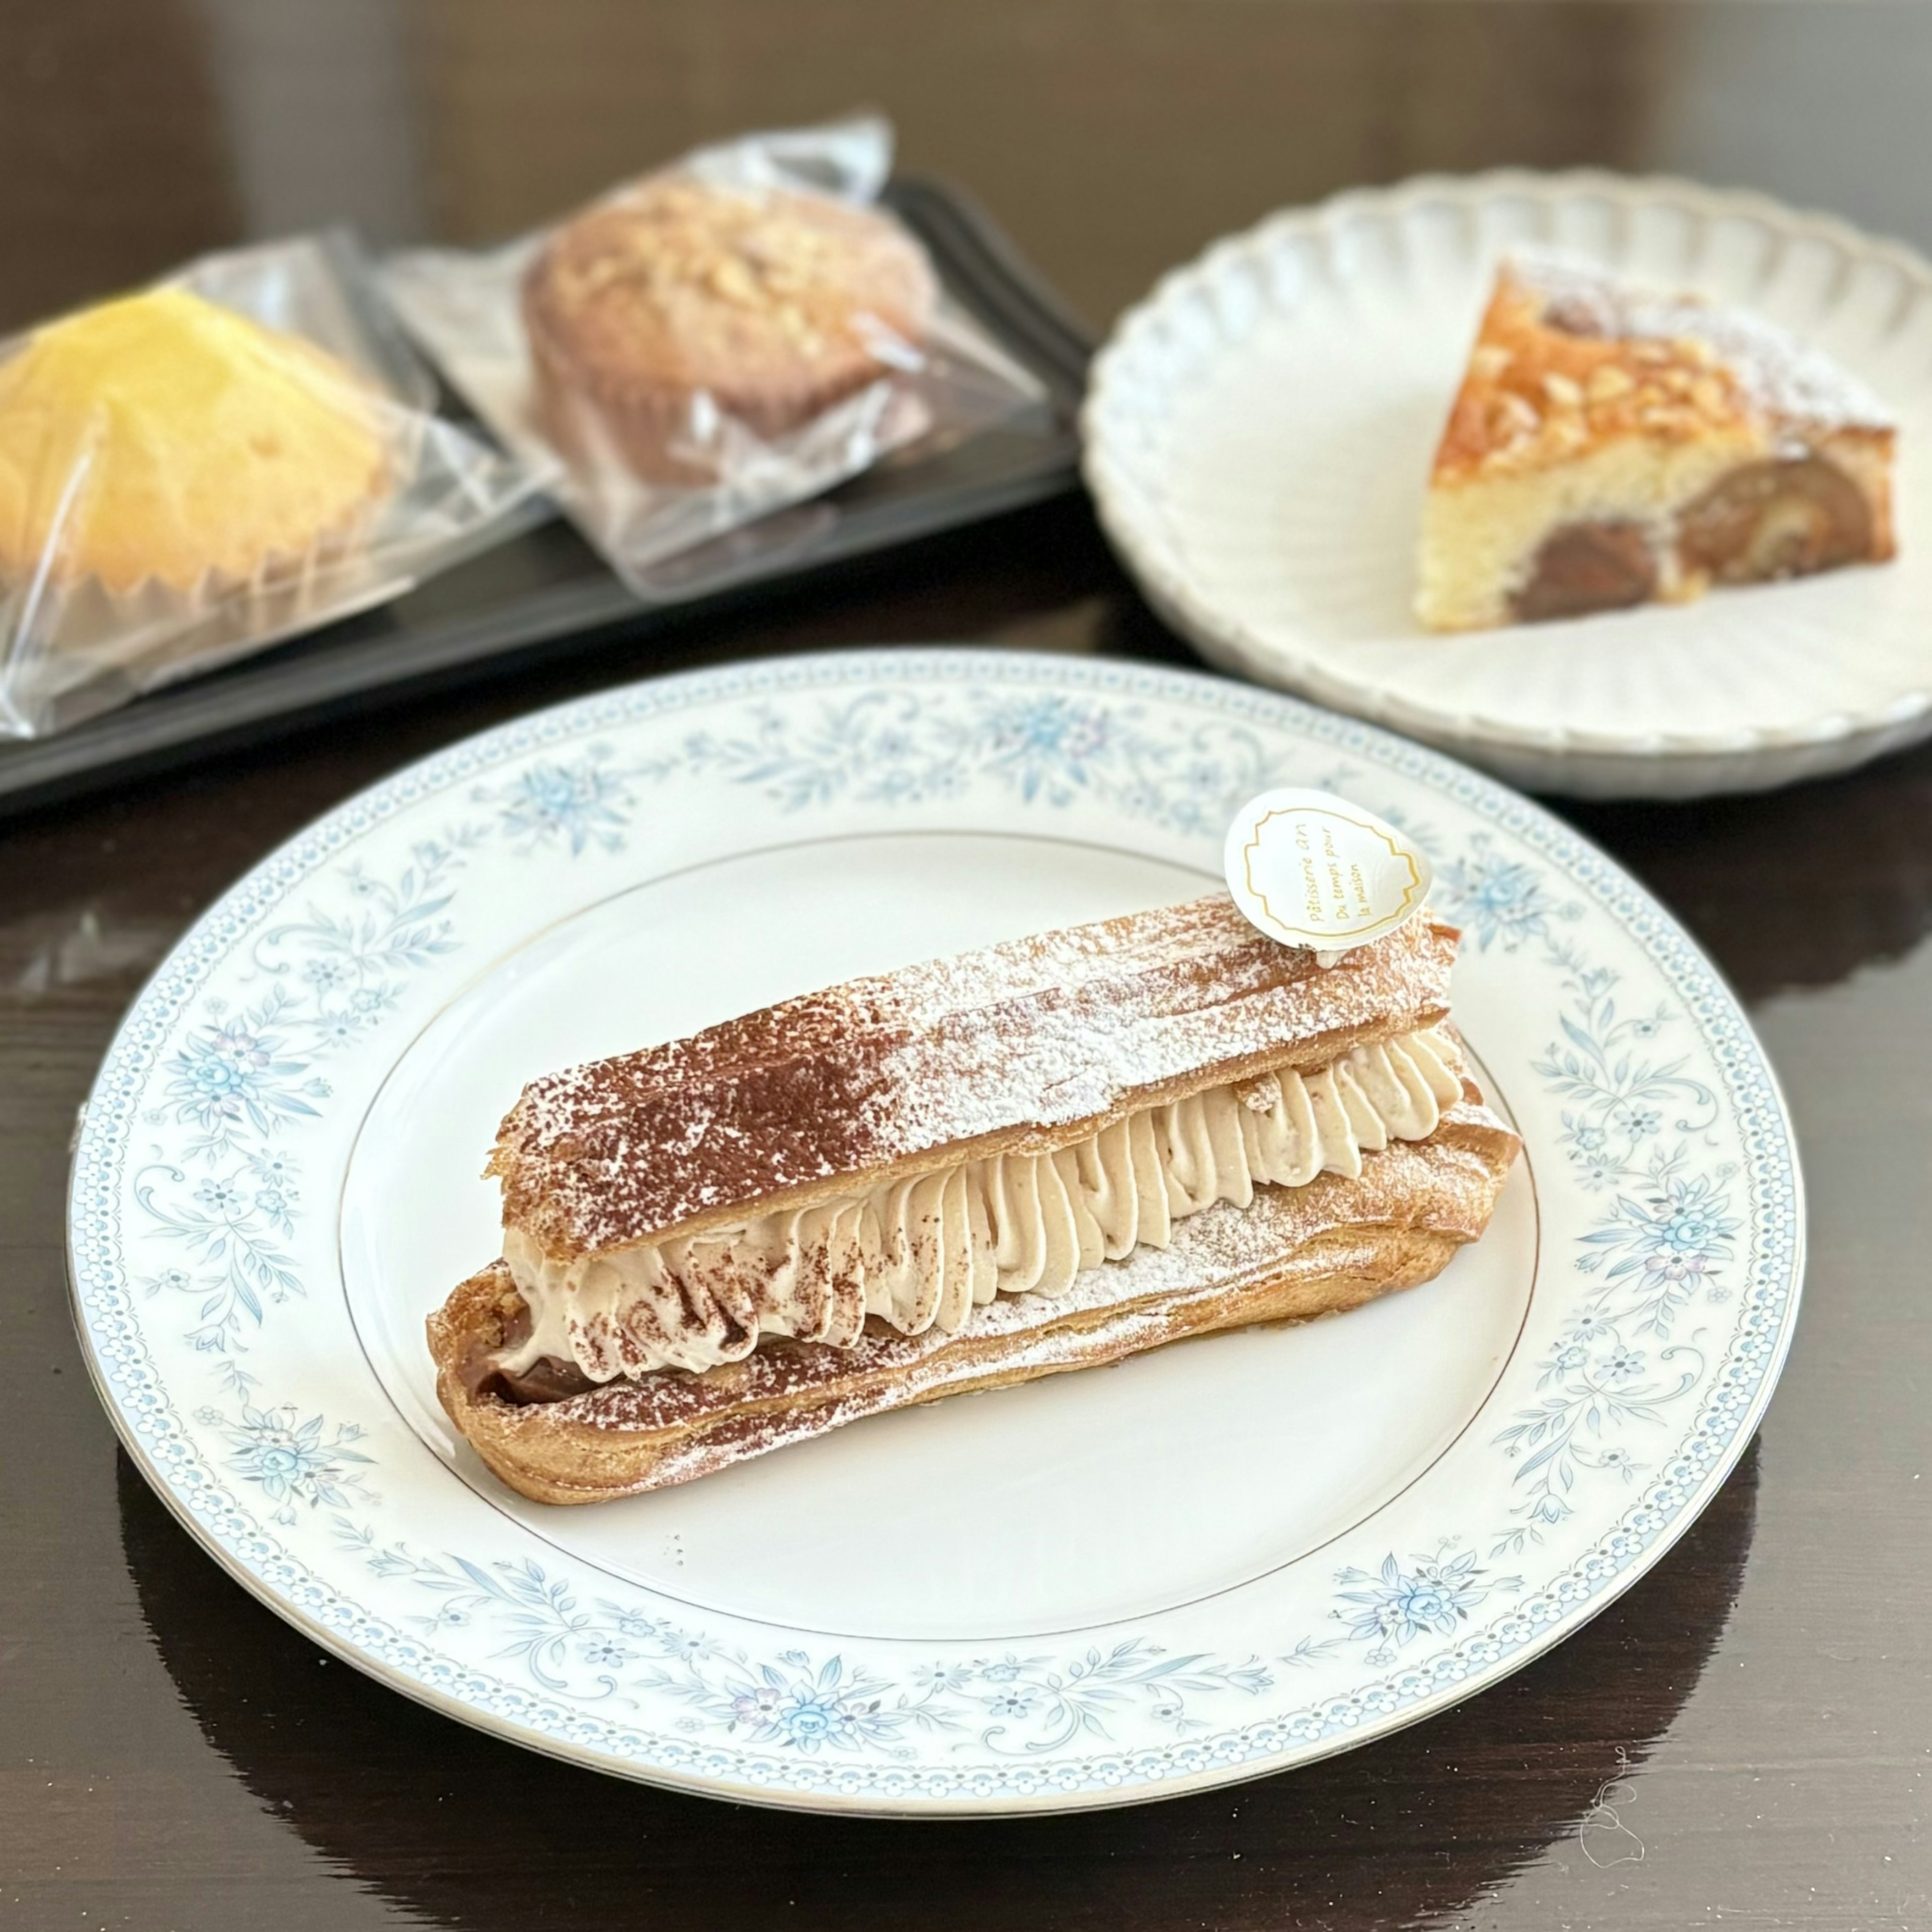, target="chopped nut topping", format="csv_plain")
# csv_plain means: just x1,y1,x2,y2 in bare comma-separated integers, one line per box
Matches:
708,256,761,305
1690,374,1728,416
1428,253,1895,489
1492,391,1540,437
